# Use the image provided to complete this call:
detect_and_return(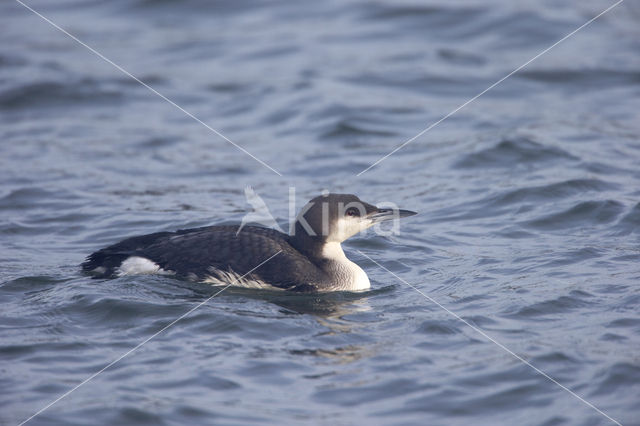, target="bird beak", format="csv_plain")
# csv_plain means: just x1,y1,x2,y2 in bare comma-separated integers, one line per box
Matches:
367,207,417,224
